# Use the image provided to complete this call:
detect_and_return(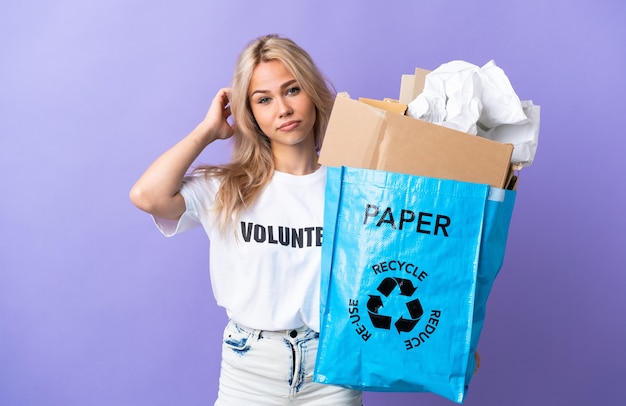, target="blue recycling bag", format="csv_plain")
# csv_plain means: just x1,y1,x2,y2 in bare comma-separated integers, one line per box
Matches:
314,166,516,403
